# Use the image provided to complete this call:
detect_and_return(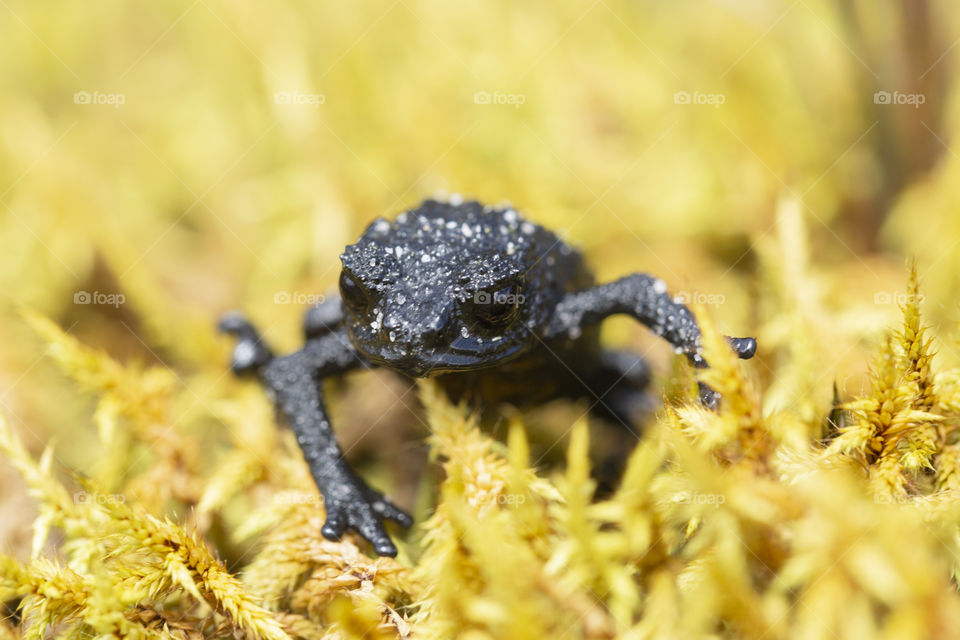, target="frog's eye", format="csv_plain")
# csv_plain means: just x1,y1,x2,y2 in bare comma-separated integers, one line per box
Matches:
473,283,523,328
339,270,372,313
